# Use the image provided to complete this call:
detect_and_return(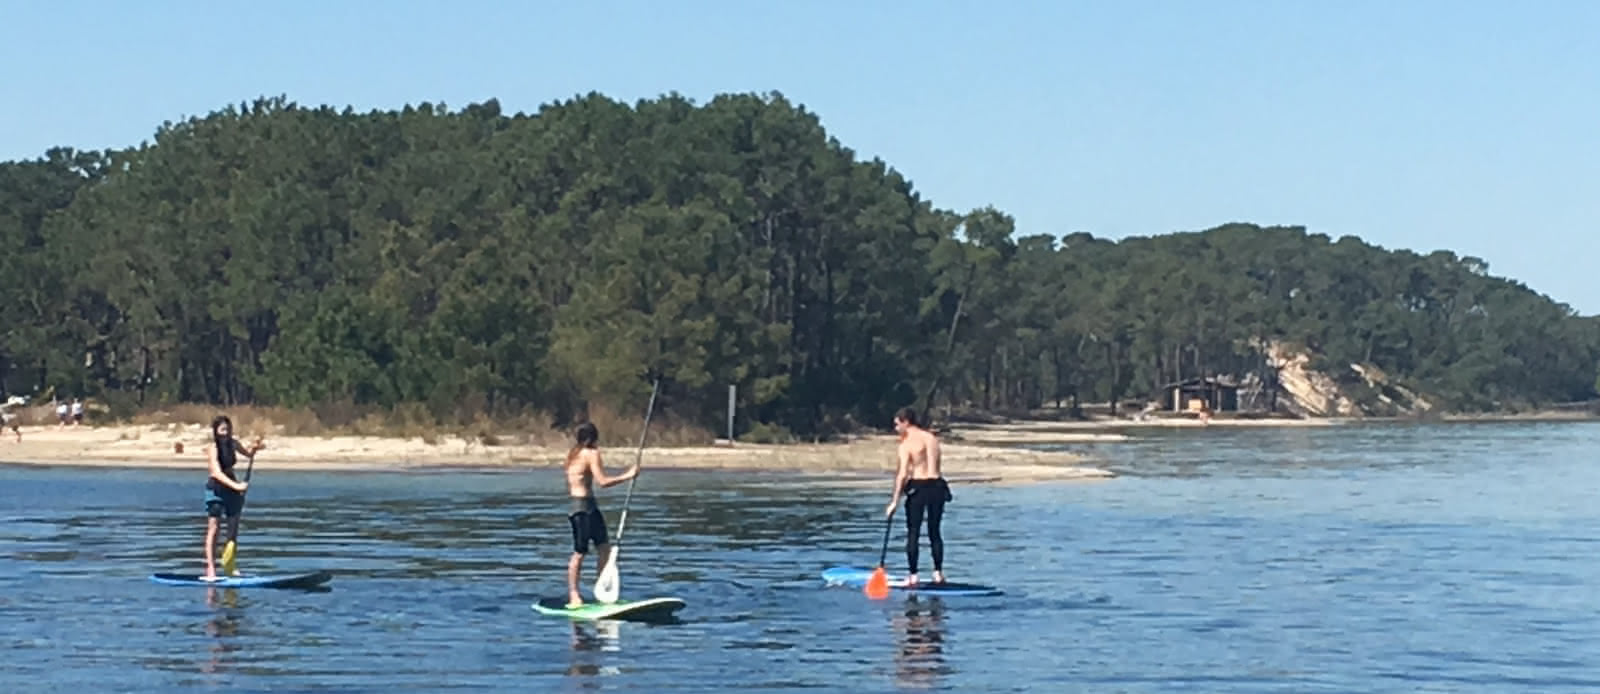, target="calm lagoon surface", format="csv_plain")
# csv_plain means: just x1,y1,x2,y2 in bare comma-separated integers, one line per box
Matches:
3,420,1598,692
